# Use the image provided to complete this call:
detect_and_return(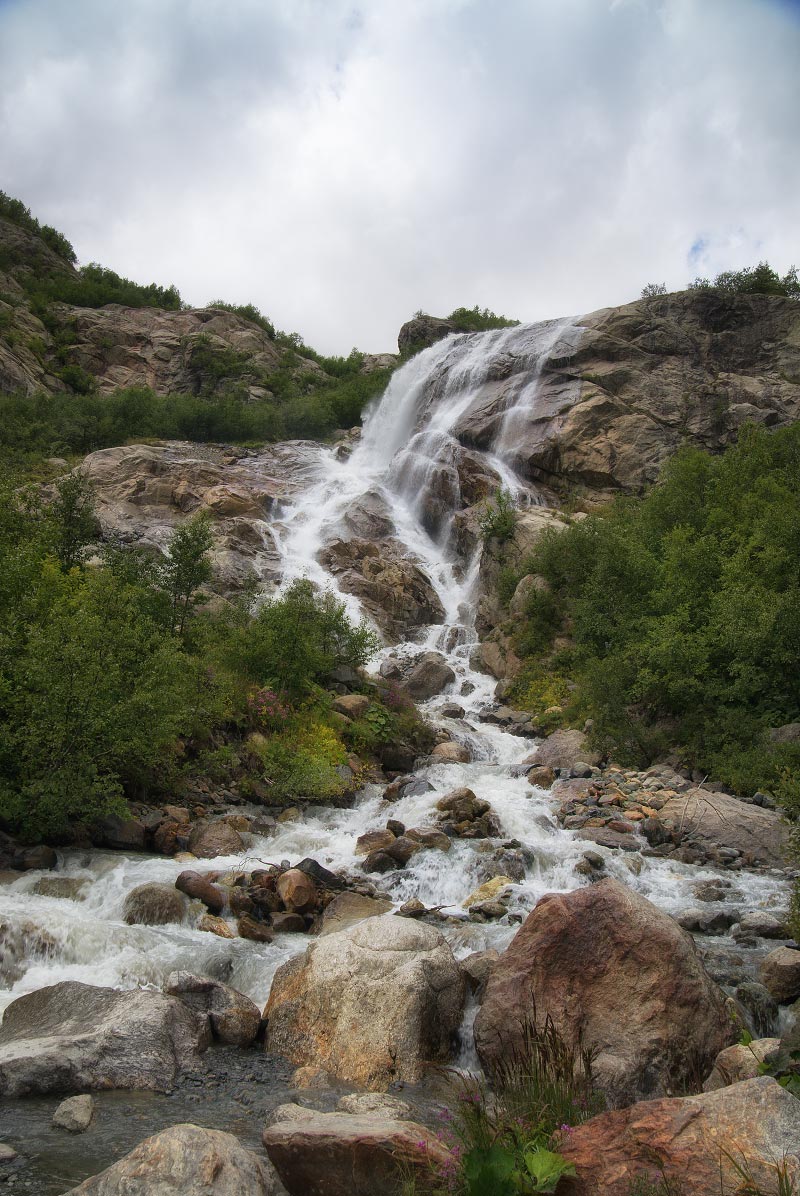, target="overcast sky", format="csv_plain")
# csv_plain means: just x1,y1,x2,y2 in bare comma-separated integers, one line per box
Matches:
1,0,797,354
